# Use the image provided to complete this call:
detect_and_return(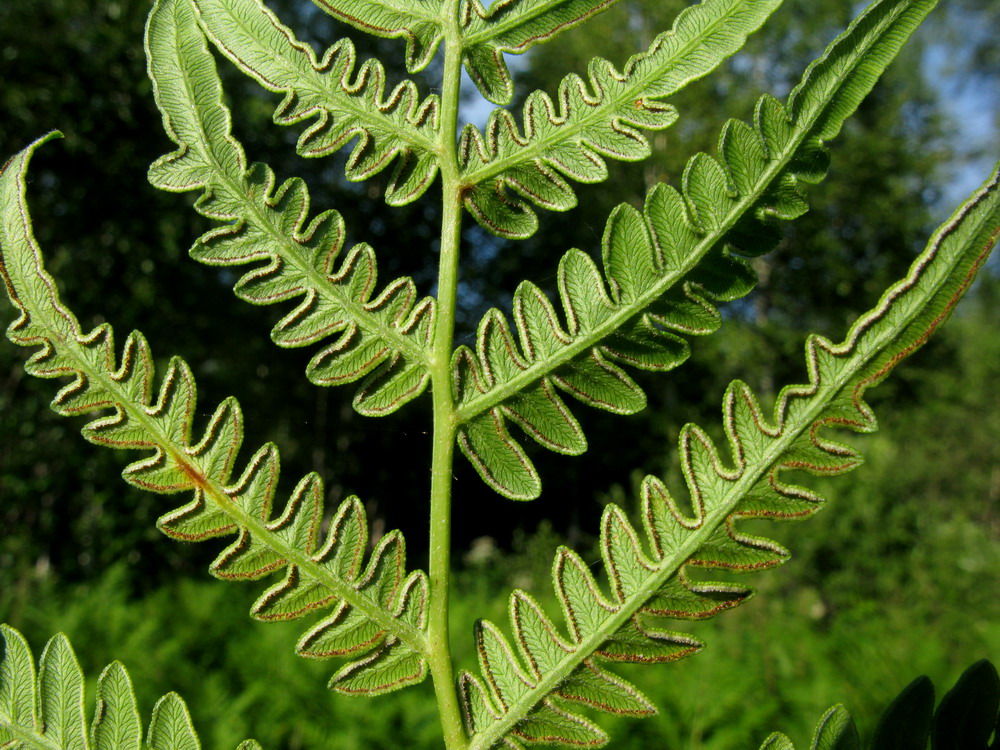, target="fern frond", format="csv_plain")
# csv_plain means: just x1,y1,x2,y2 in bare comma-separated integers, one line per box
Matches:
458,0,781,239
189,0,441,205
147,0,436,416
0,134,430,696
459,0,623,106
0,624,262,750
458,162,1000,749
453,0,939,500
